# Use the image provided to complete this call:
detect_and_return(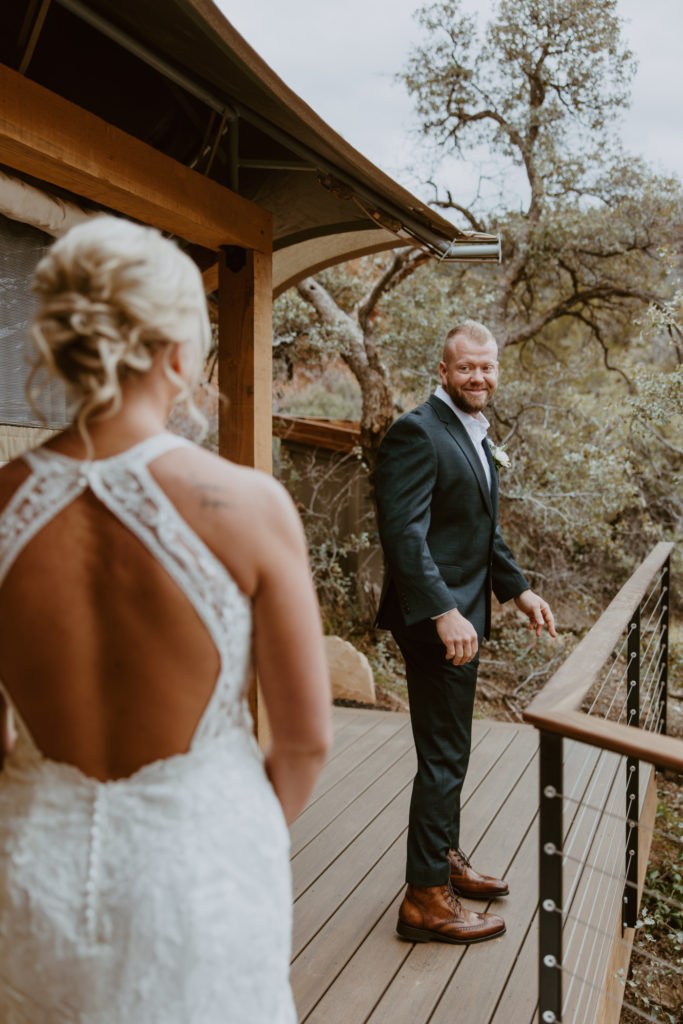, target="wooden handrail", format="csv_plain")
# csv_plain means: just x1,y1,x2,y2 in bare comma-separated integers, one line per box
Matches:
522,541,682,770
523,709,683,771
